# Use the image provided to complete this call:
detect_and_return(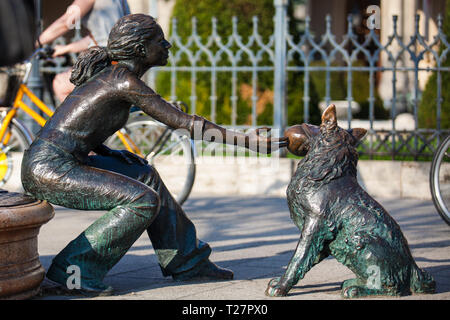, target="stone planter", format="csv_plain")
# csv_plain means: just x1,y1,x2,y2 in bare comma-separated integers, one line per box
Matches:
0,190,54,299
